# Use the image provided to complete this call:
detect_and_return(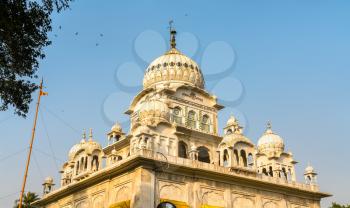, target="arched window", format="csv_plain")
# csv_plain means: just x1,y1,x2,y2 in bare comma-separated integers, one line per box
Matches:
288,168,292,181
76,161,80,175
157,202,176,208
269,166,273,177
240,149,247,167
247,153,254,168
91,155,99,171
262,168,268,176
197,146,210,163
282,167,287,180
114,135,121,142
84,156,88,170
234,149,239,165
80,157,84,171
144,137,149,148
187,110,196,129
201,114,210,132
223,149,229,167
306,175,312,184
178,141,188,158
172,107,182,124
226,129,233,135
